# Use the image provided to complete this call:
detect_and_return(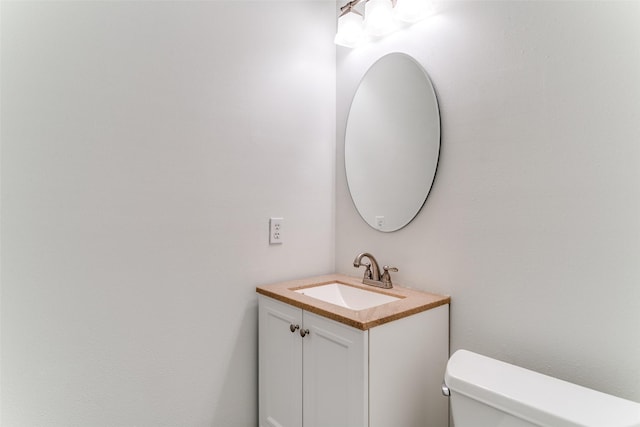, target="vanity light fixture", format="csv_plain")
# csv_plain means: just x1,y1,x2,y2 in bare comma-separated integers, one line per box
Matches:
364,0,398,37
394,0,433,23
334,4,367,48
335,0,433,48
